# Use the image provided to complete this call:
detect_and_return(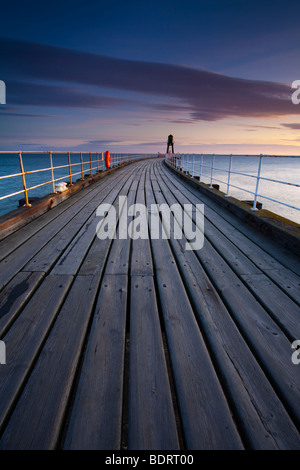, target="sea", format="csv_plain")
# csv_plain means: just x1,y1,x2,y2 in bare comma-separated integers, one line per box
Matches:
180,154,300,225
0,152,105,217
0,153,299,225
